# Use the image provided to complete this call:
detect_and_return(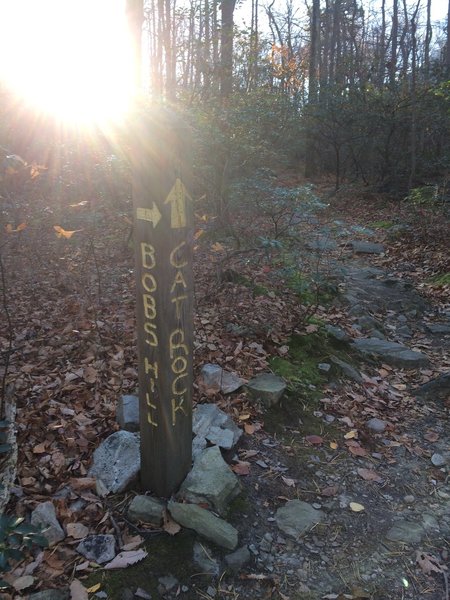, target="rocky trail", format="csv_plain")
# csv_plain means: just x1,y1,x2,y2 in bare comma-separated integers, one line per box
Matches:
0,185,449,600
